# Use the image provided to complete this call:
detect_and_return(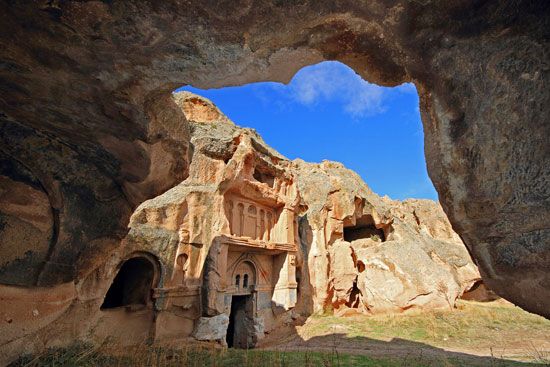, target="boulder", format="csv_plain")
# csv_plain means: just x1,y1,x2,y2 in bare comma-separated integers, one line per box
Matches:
192,314,229,342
